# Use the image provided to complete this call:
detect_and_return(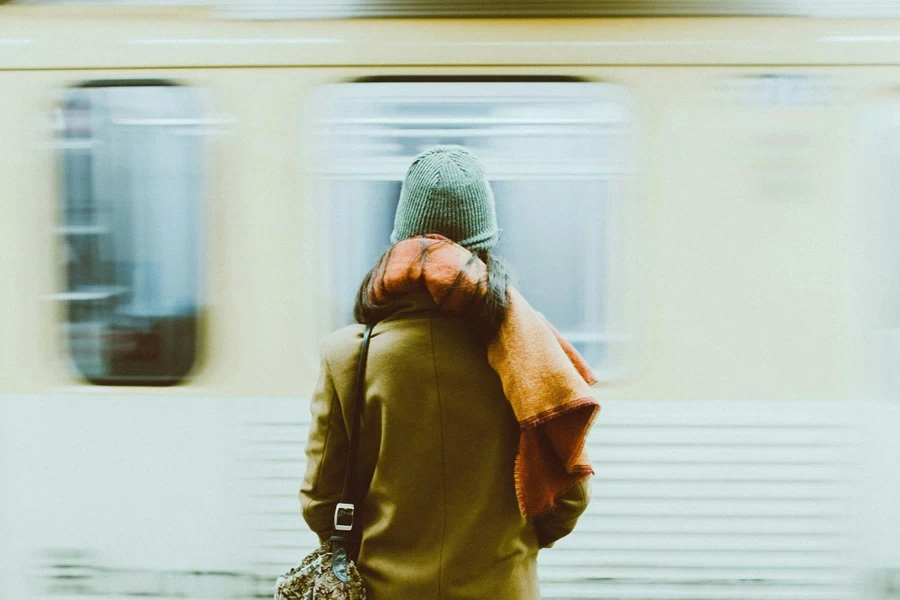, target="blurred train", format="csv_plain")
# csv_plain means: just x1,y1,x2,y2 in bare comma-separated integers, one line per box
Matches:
1,3,900,599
